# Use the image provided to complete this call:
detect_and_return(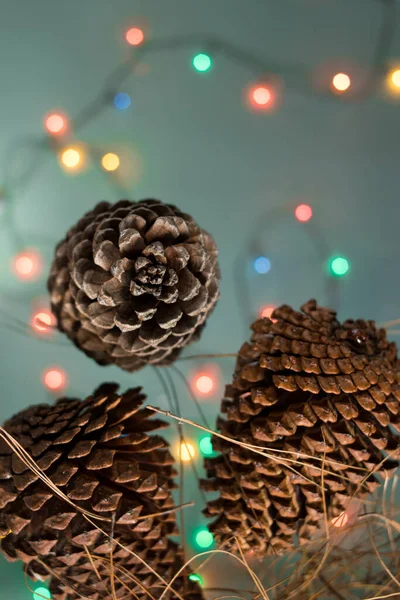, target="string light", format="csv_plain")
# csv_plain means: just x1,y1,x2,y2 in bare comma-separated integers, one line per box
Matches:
260,305,275,319
60,147,82,170
195,374,214,395
199,435,215,457
189,574,204,586
330,256,350,277
331,511,349,528
192,53,212,72
33,587,51,600
295,204,313,222
125,27,144,46
332,72,351,92
253,256,271,274
195,527,214,549
44,112,67,135
179,441,195,462
32,309,55,334
114,92,131,110
12,249,42,281
42,367,67,392
101,152,120,171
